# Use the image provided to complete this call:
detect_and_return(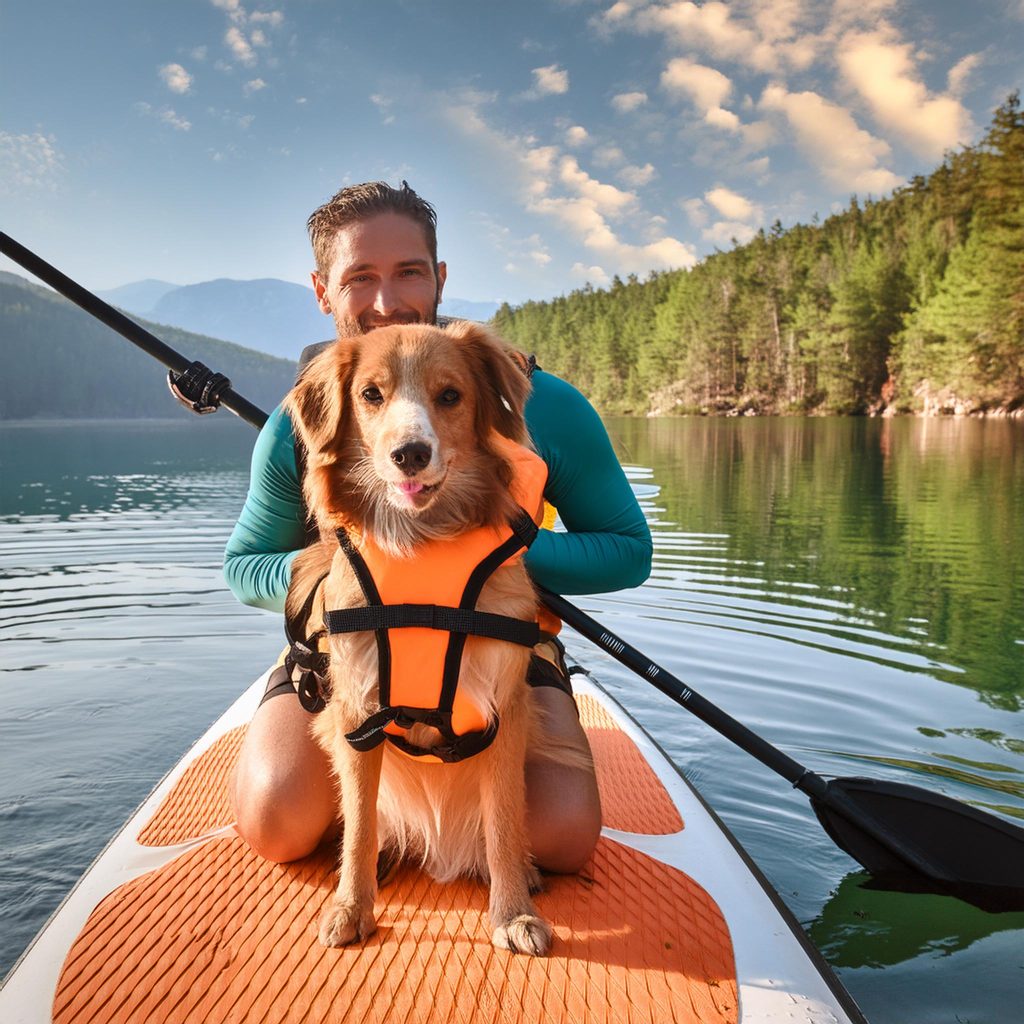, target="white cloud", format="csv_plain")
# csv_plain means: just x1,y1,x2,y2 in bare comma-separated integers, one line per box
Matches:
532,64,570,96
371,93,395,124
0,131,63,193
243,78,266,96
661,57,732,110
213,2,284,68
705,186,759,221
703,220,758,246
837,29,974,158
611,91,648,113
250,10,284,26
947,52,982,97
618,162,657,187
593,144,625,166
160,63,193,94
681,197,709,227
572,262,611,286
566,125,589,146
759,83,901,194
160,109,192,131
191,45,208,61
558,156,637,217
135,102,192,131
660,57,742,131
225,26,256,65
635,0,801,74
